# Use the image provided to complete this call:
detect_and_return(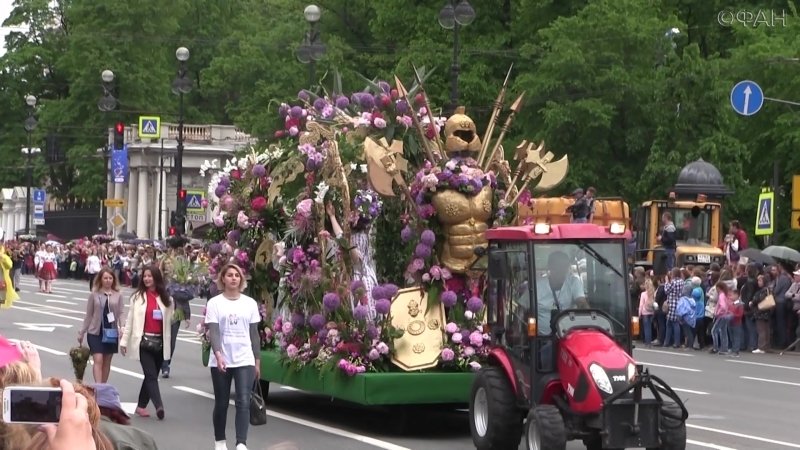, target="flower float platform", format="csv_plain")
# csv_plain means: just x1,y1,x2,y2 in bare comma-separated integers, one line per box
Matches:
200,68,569,410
